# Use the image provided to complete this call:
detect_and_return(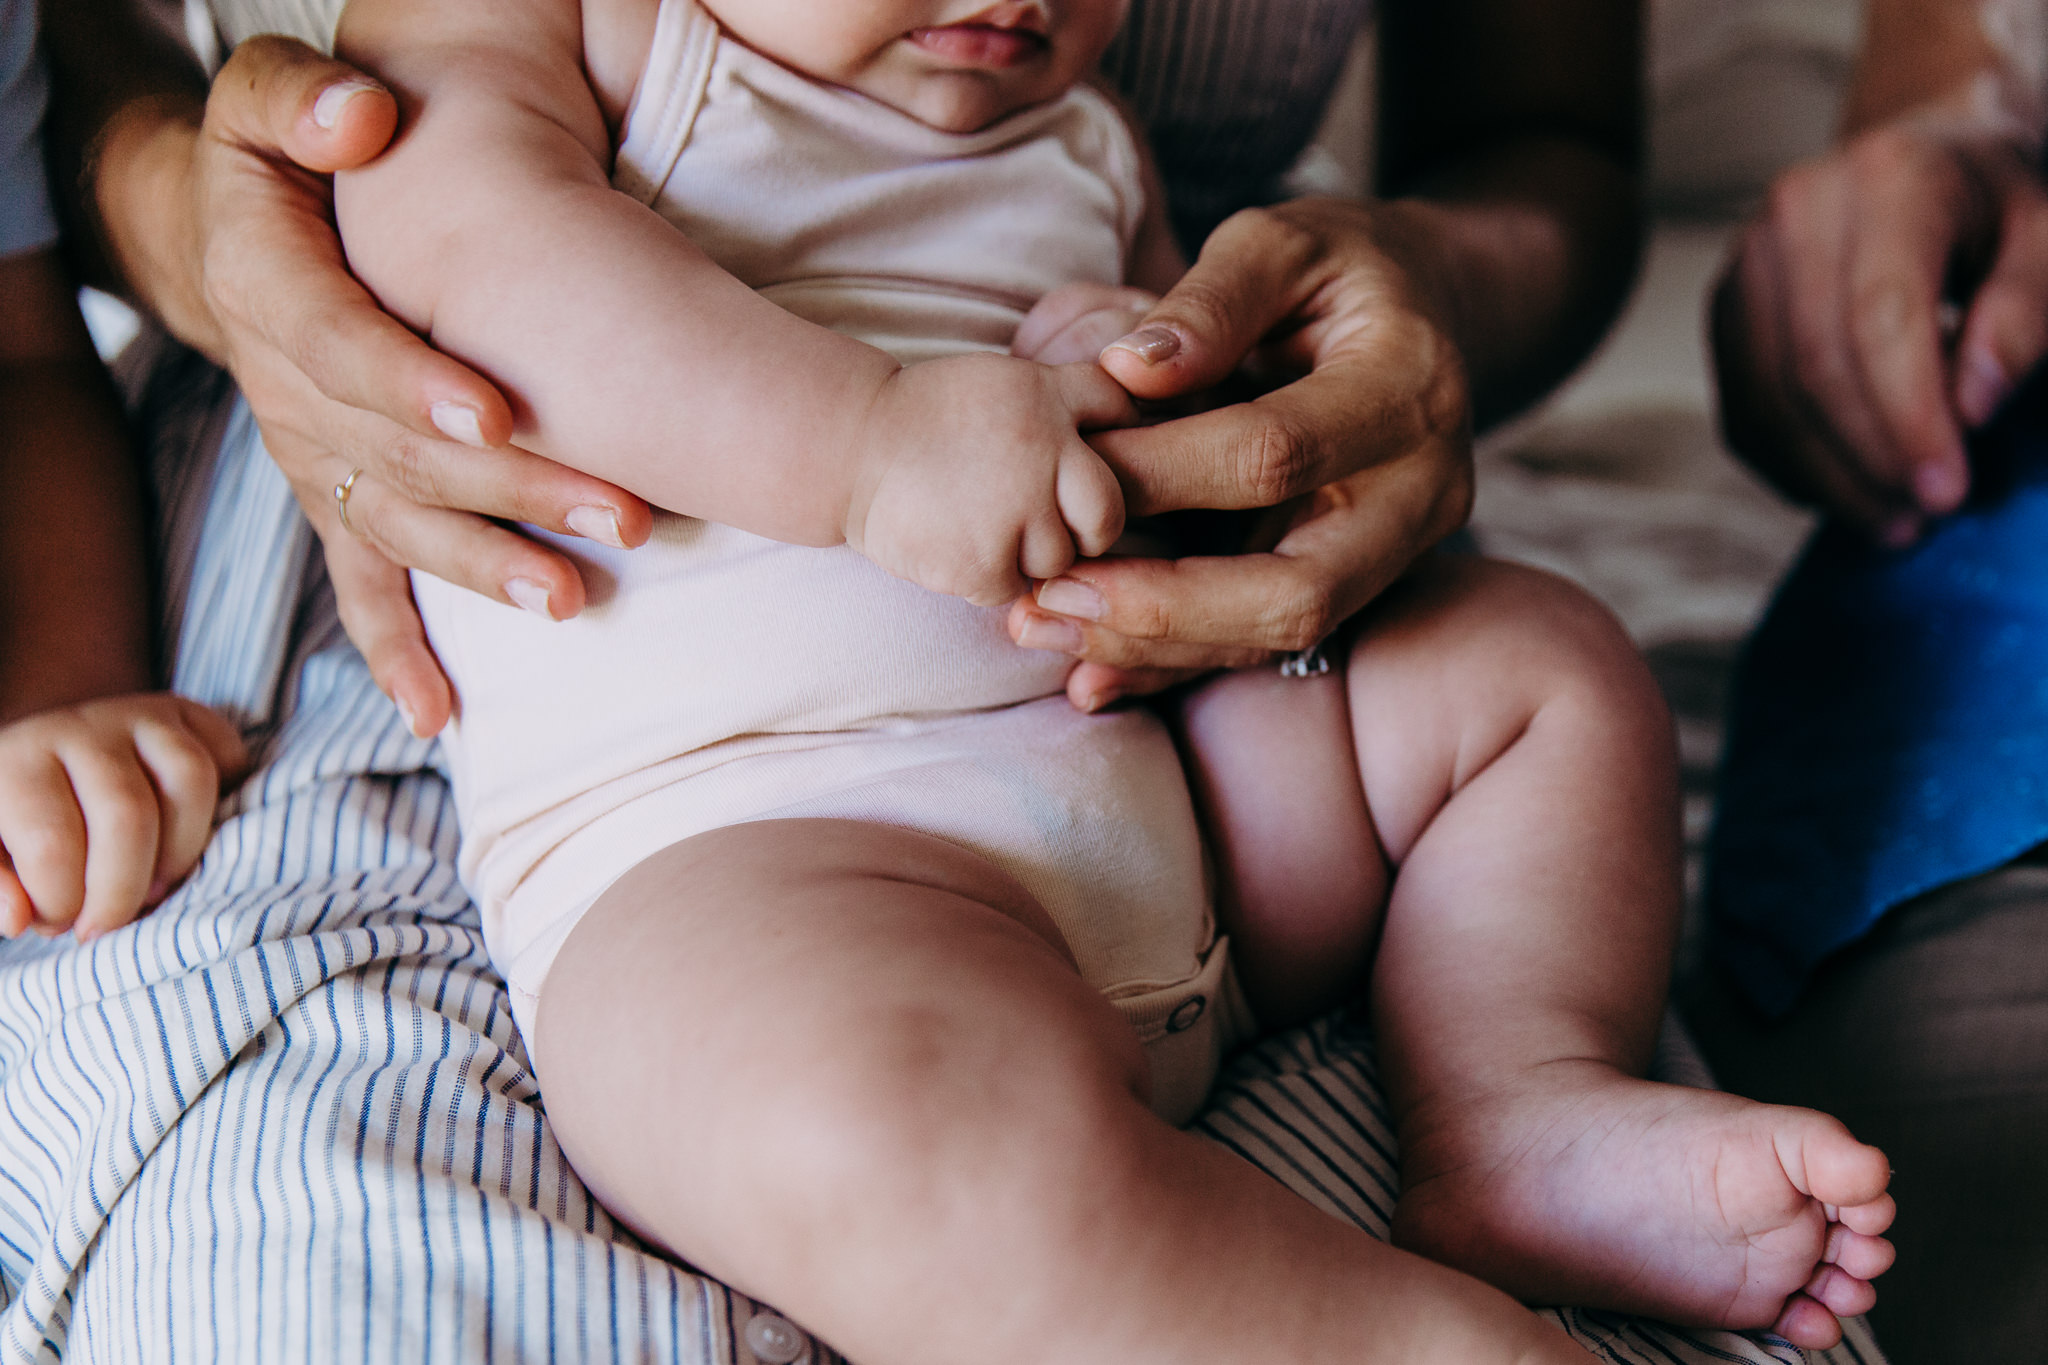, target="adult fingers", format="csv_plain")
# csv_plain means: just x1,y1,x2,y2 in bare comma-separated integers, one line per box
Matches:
318,530,455,735
1011,596,1274,672
1712,221,1920,541
1955,176,2048,427
206,197,517,453
1098,206,1327,399
0,751,87,931
198,42,515,451
1096,334,1462,517
1026,461,1456,655
1059,661,1208,713
293,459,590,620
208,35,399,174
1837,132,1979,514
